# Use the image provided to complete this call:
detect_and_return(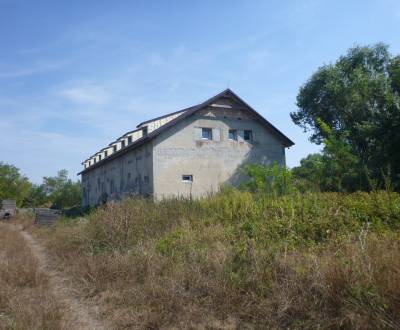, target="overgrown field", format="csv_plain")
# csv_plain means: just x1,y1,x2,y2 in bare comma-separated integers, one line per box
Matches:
37,190,400,329
0,224,62,330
